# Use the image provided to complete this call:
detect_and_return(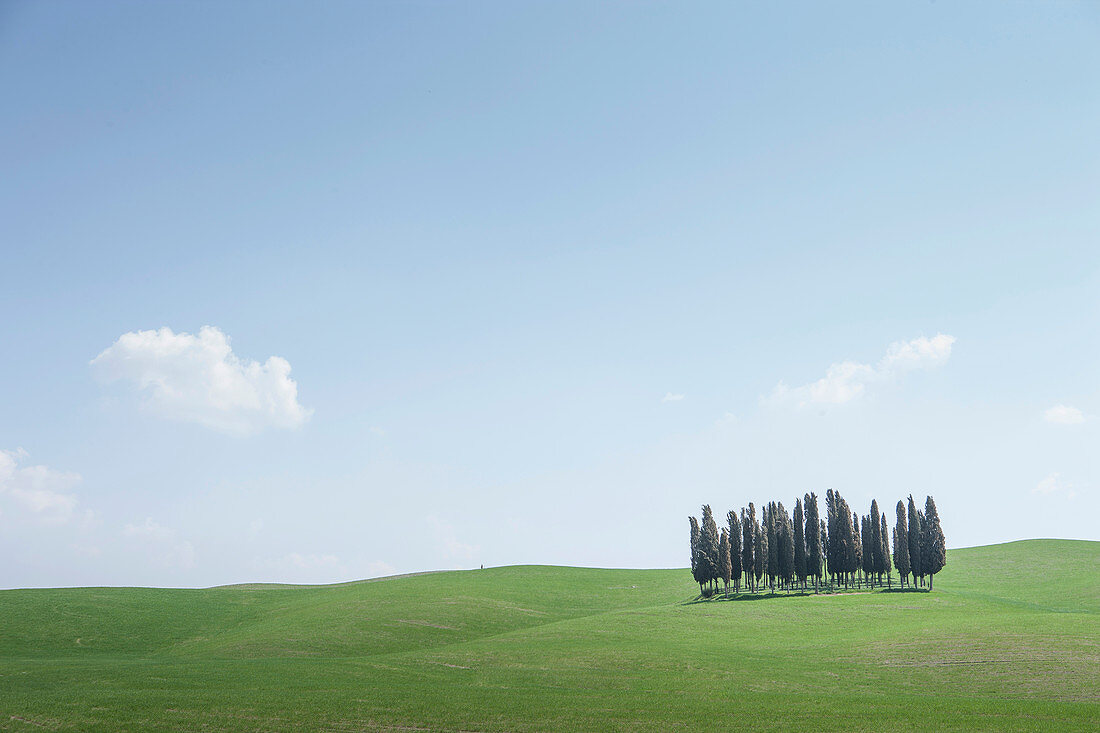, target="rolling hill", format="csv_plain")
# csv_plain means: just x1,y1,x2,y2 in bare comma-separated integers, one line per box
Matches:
1,539,1097,731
